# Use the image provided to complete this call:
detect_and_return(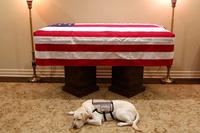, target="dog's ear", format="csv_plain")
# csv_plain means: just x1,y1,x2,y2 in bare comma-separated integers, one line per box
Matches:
88,113,92,119
85,110,93,119
67,111,74,115
81,113,91,121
